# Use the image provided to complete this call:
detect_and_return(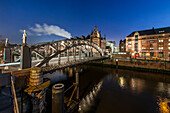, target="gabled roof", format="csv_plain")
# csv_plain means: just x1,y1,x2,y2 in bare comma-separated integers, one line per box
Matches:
127,26,170,37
